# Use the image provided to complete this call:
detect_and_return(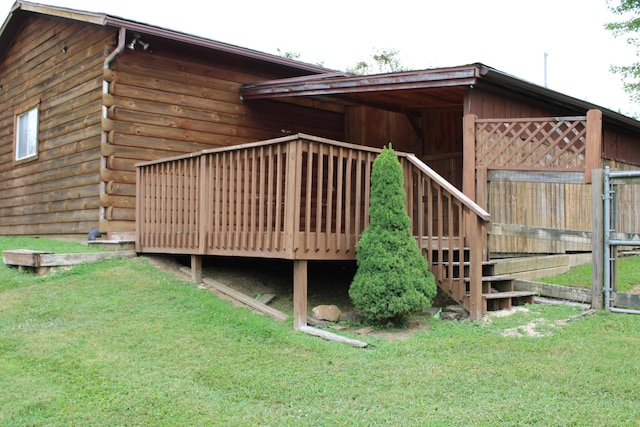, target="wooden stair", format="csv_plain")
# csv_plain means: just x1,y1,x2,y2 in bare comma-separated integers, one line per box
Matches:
429,248,536,316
